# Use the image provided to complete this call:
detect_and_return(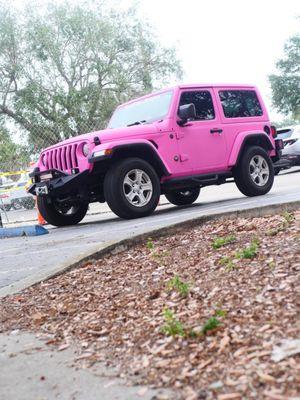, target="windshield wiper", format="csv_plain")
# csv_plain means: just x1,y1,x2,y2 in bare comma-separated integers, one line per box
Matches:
127,120,146,127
